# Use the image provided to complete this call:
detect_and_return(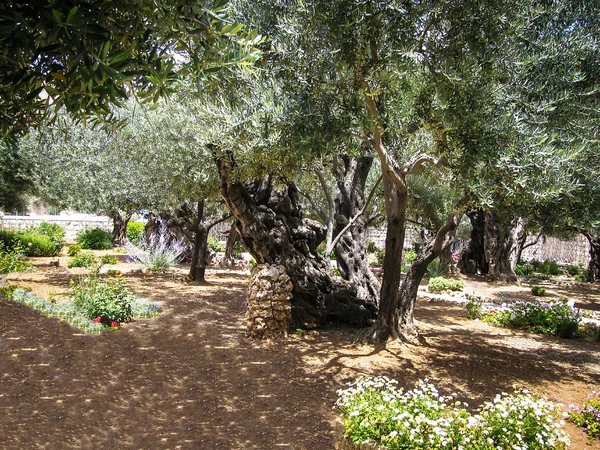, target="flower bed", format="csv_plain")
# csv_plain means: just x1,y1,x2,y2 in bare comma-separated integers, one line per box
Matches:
336,376,569,449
